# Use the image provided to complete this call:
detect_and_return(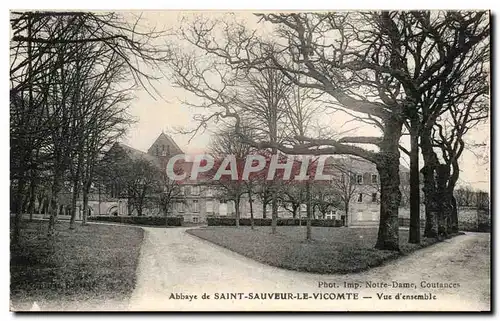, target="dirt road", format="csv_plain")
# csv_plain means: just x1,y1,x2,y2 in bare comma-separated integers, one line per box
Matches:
128,227,490,311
